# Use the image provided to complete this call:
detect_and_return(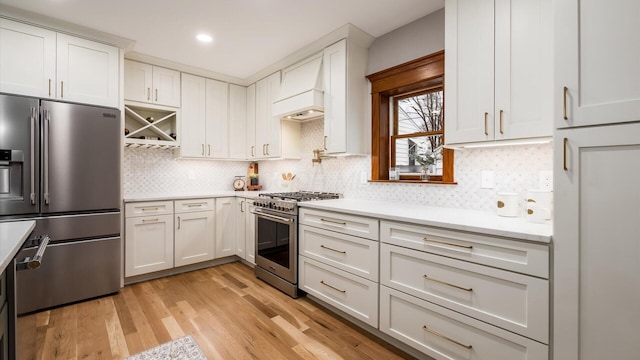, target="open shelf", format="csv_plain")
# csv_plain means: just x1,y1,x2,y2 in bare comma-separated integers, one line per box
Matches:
124,102,180,149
